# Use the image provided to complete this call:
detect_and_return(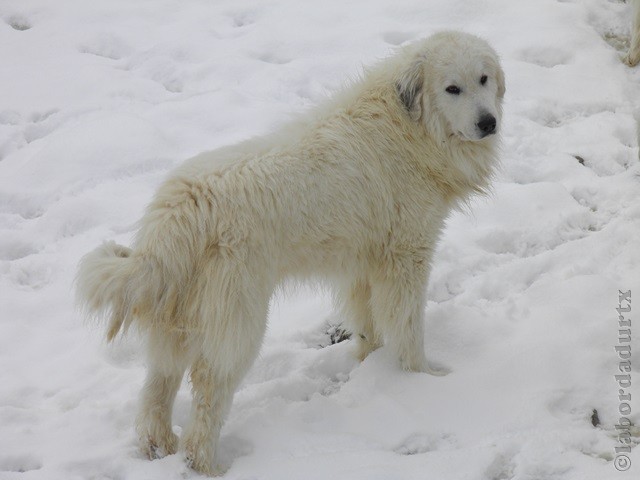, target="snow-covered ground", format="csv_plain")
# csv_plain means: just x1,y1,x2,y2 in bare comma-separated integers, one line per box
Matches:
1,0,639,478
